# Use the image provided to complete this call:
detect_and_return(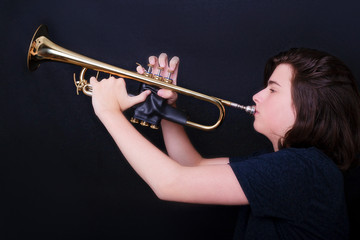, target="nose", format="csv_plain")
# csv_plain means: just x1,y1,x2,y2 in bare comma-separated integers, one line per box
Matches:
252,90,261,104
